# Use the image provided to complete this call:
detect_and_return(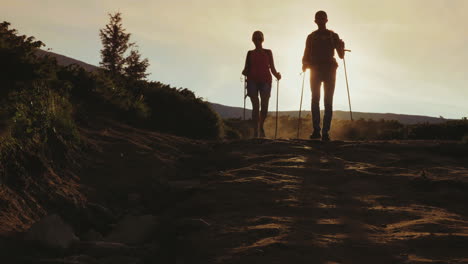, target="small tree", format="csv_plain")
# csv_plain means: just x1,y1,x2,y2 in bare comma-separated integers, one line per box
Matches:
99,12,131,76
124,49,149,80
99,12,150,81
